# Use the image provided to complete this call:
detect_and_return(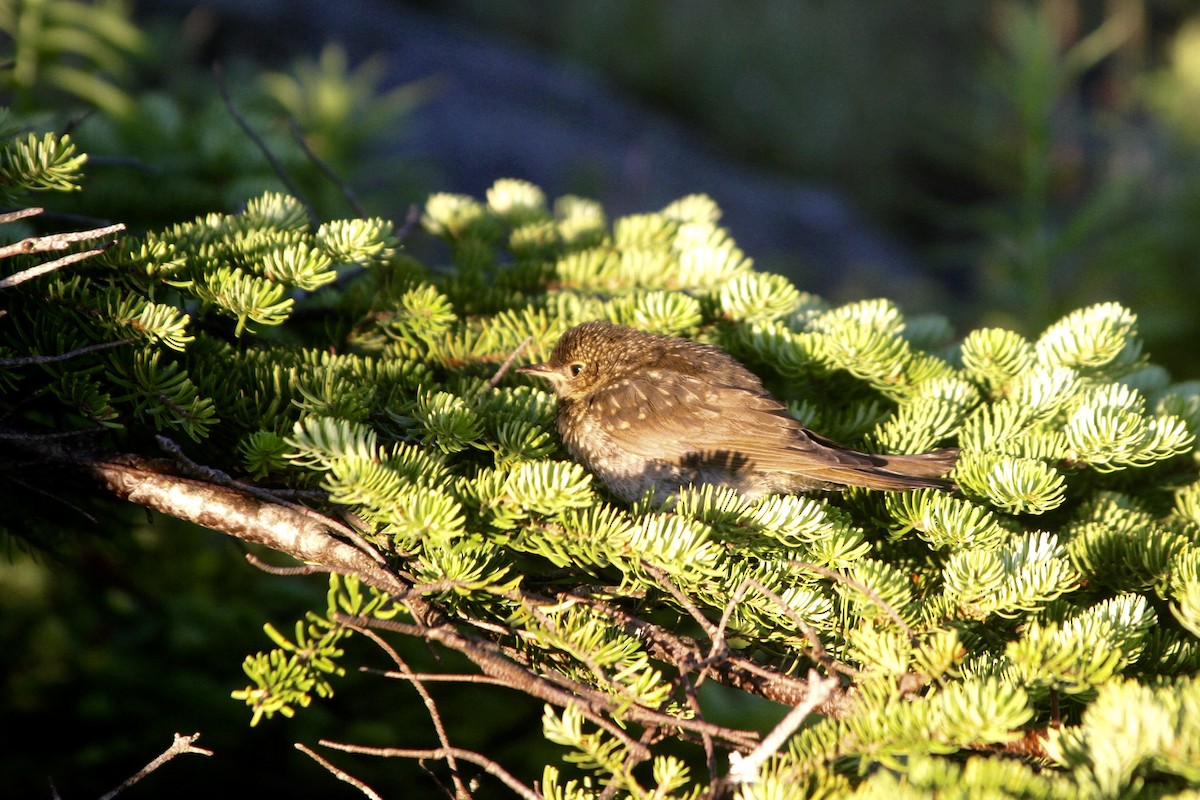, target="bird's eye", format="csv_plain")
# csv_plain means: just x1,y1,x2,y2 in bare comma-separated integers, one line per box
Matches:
569,362,585,377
